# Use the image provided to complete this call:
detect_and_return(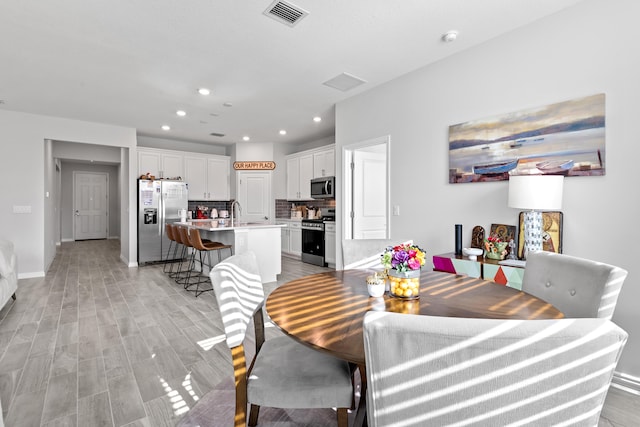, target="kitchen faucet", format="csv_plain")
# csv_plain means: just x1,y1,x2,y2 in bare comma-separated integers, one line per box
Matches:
230,200,242,227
